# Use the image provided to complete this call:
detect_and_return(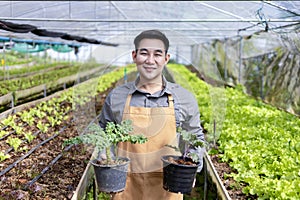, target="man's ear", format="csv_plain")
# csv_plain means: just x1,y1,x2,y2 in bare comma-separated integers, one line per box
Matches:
165,53,170,64
132,50,137,62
